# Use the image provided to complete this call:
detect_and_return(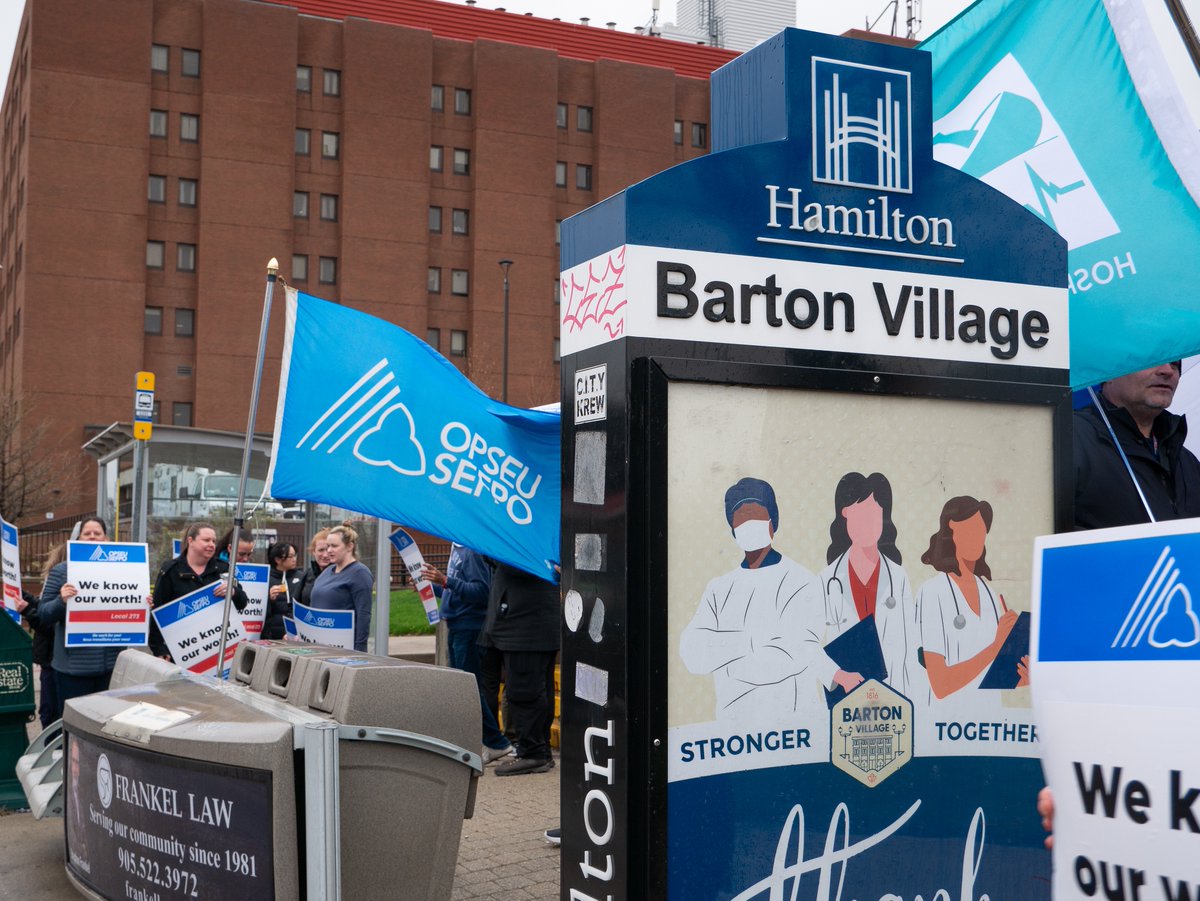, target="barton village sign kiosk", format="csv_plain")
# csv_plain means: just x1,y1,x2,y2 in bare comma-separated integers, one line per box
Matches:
558,28,1070,901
